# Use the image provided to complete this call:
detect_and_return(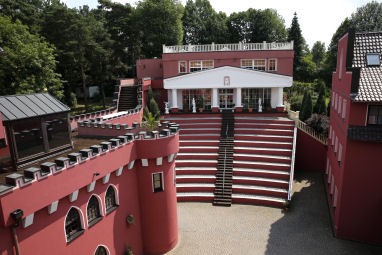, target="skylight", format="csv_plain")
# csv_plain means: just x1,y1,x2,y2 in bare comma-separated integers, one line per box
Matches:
366,53,380,66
